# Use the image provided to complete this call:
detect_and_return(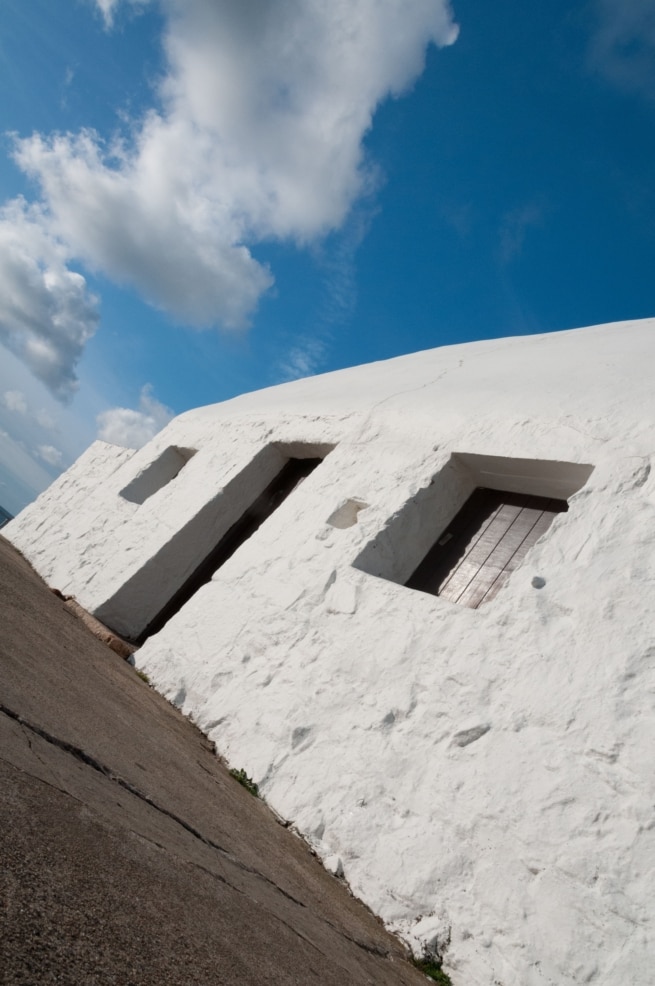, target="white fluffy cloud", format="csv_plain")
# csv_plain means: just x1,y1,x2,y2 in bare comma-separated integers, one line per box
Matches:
1,0,456,399
12,0,457,334
96,383,174,448
0,199,99,401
